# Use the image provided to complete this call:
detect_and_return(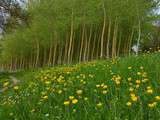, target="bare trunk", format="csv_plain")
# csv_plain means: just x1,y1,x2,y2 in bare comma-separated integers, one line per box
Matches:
106,20,111,58
68,10,74,64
